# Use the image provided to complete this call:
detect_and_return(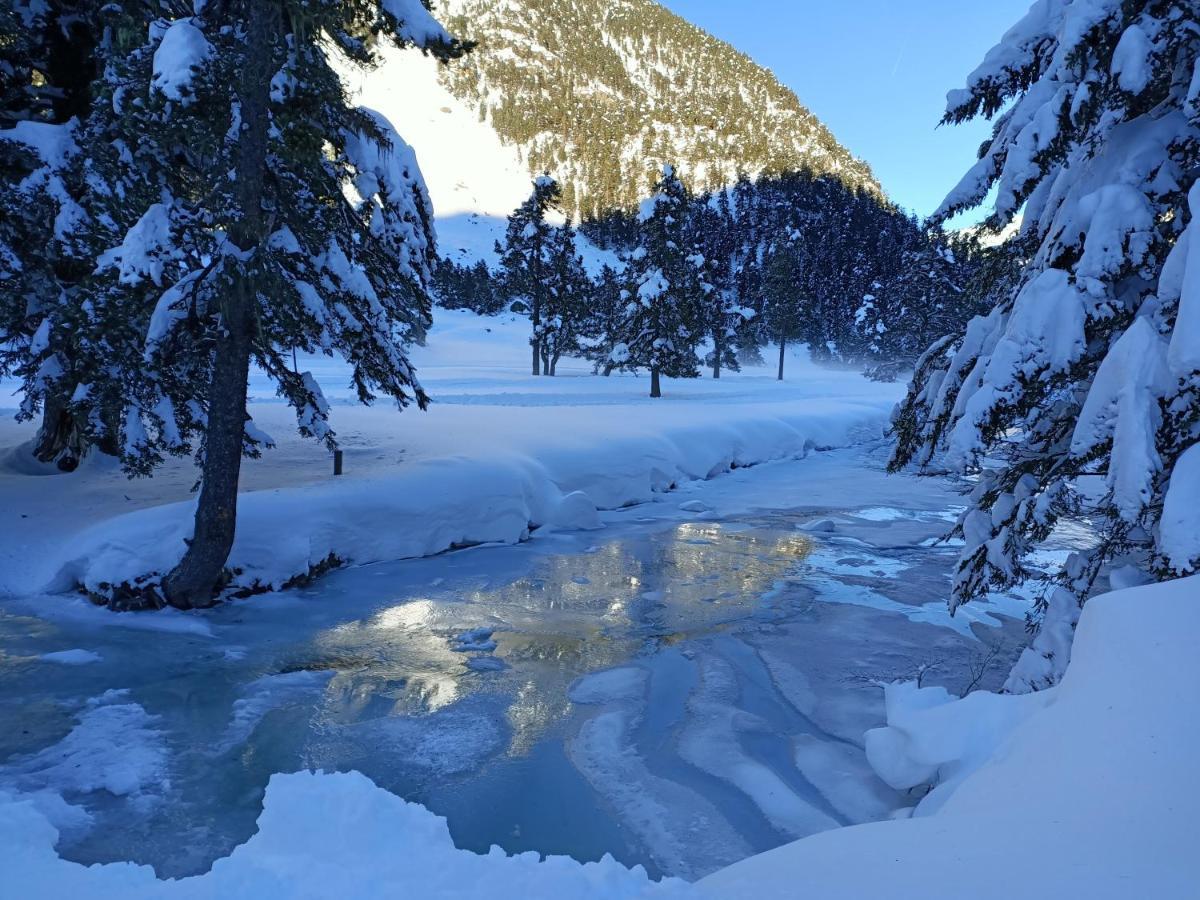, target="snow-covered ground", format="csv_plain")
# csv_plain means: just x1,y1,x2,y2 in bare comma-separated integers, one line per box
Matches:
0,309,899,599
698,574,1200,899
